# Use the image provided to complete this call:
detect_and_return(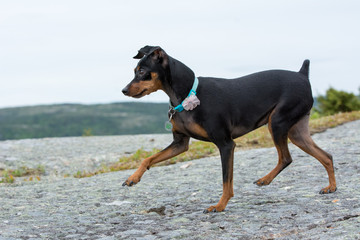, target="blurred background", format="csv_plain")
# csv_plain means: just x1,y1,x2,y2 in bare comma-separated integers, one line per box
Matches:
1,0,359,140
